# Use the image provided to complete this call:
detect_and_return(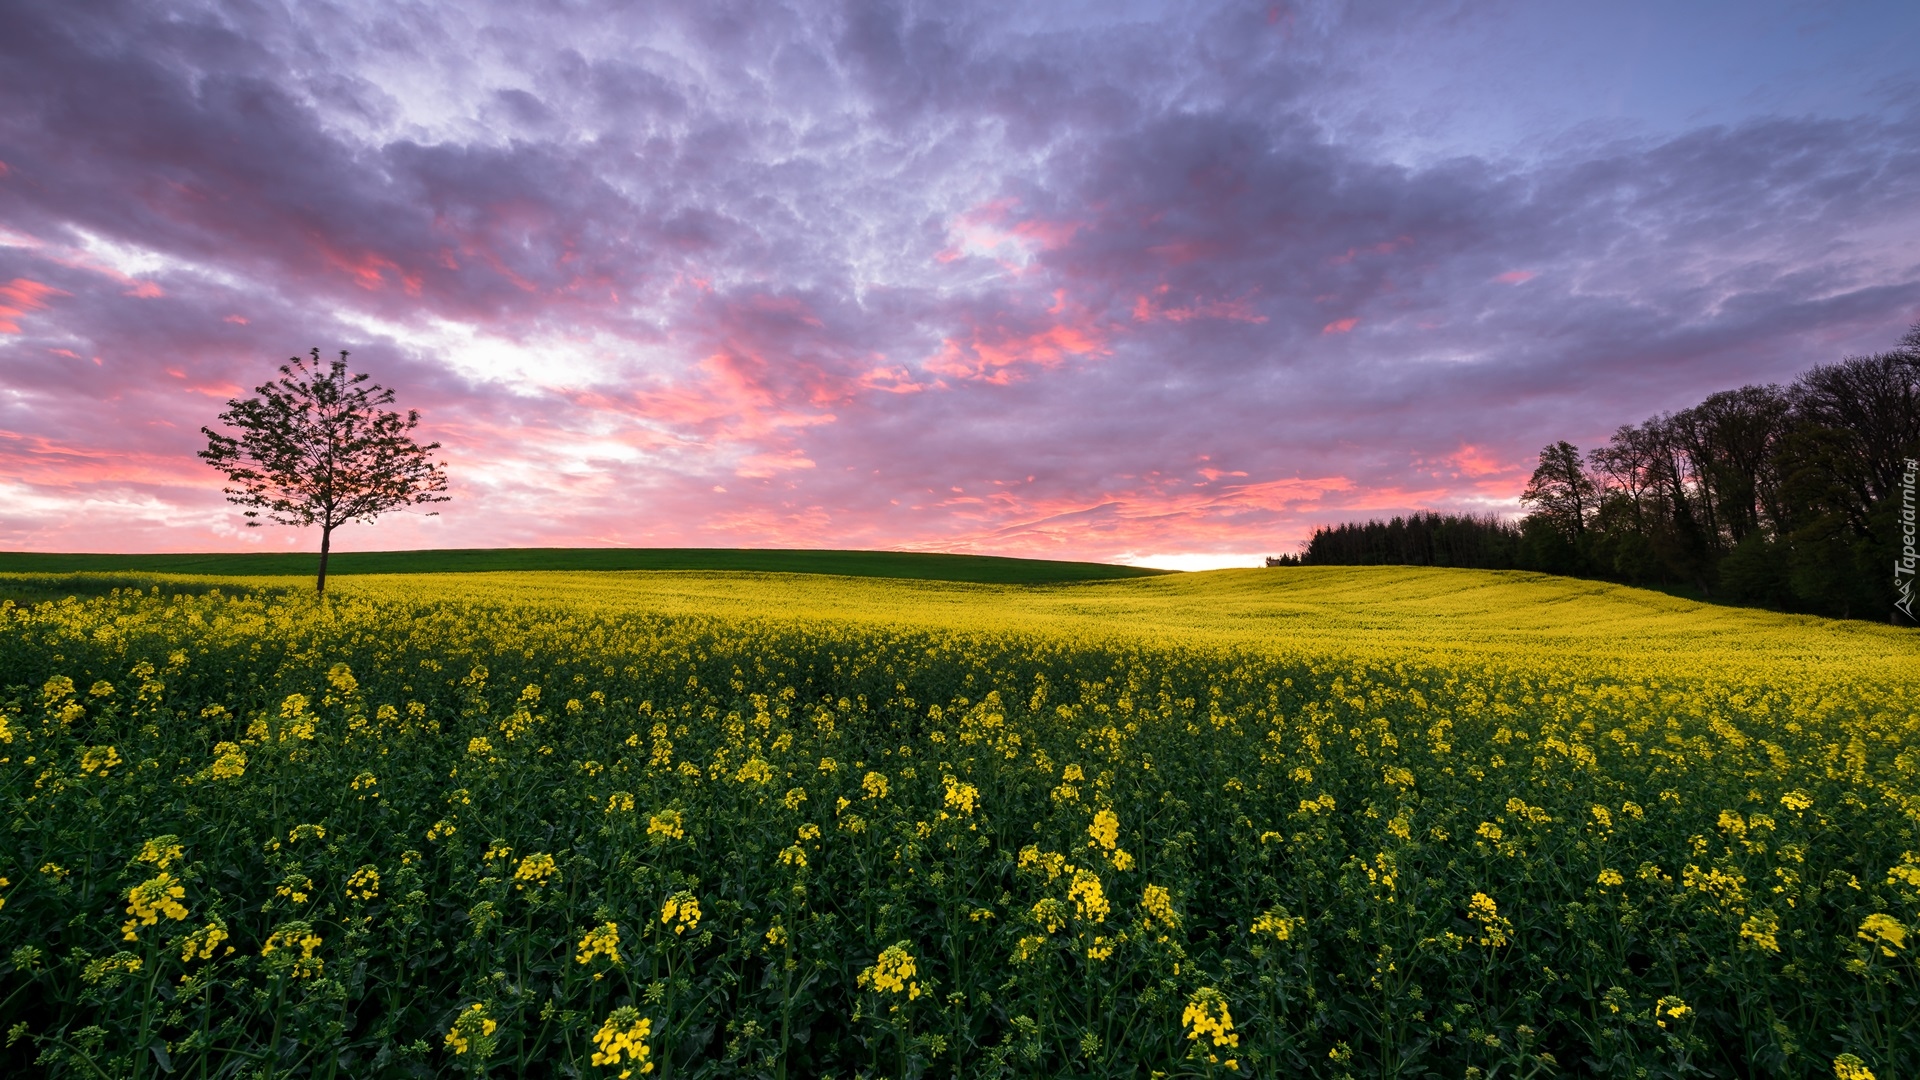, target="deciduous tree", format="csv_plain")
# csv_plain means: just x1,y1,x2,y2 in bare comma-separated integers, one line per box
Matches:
200,349,448,595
